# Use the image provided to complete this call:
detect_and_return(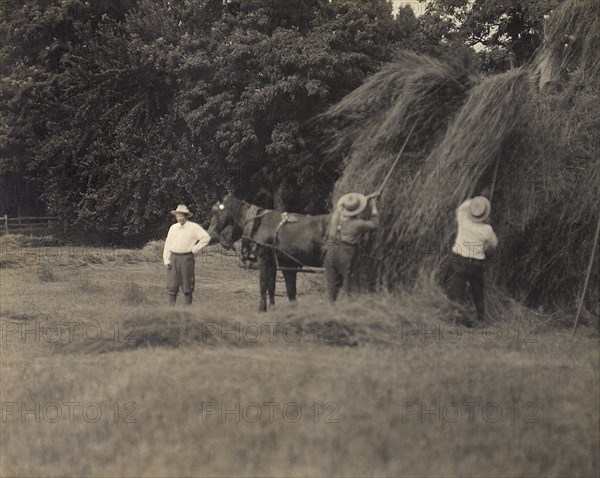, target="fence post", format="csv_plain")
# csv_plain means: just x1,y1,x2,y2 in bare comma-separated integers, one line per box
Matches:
3,214,7,235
